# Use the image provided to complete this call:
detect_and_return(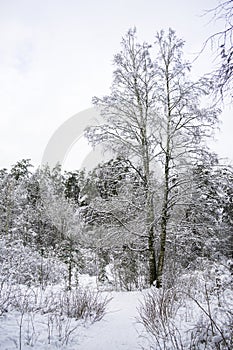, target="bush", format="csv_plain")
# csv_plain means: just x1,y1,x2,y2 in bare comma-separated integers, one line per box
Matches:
0,238,67,287
0,283,111,348
138,262,233,350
